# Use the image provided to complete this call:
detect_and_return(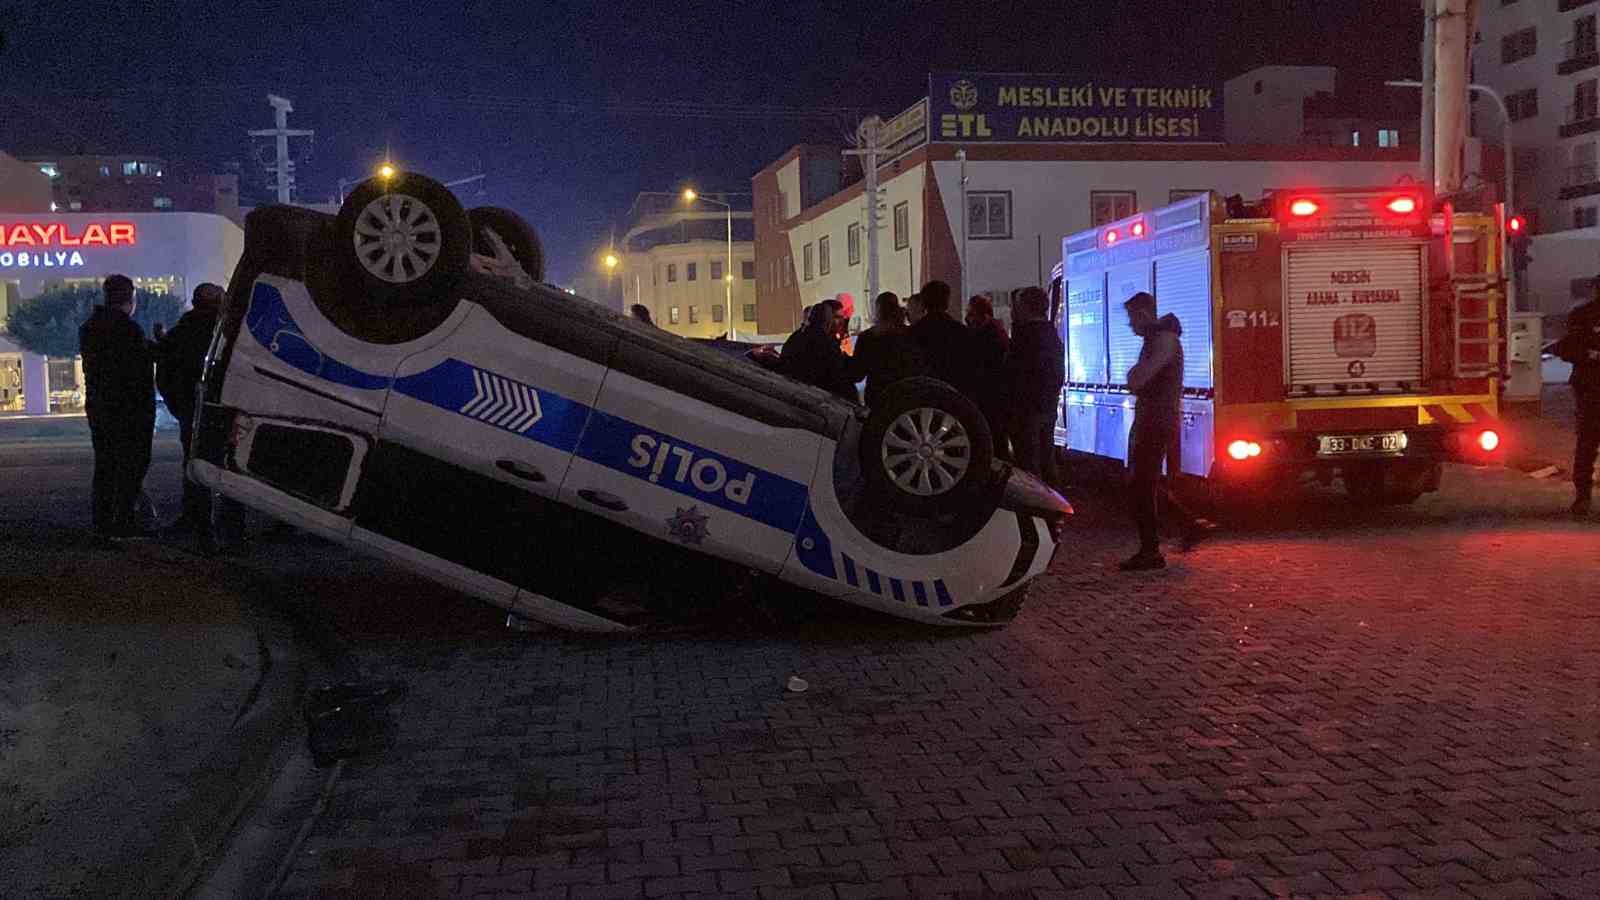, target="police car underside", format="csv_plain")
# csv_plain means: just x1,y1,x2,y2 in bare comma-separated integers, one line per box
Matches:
191,183,1068,632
